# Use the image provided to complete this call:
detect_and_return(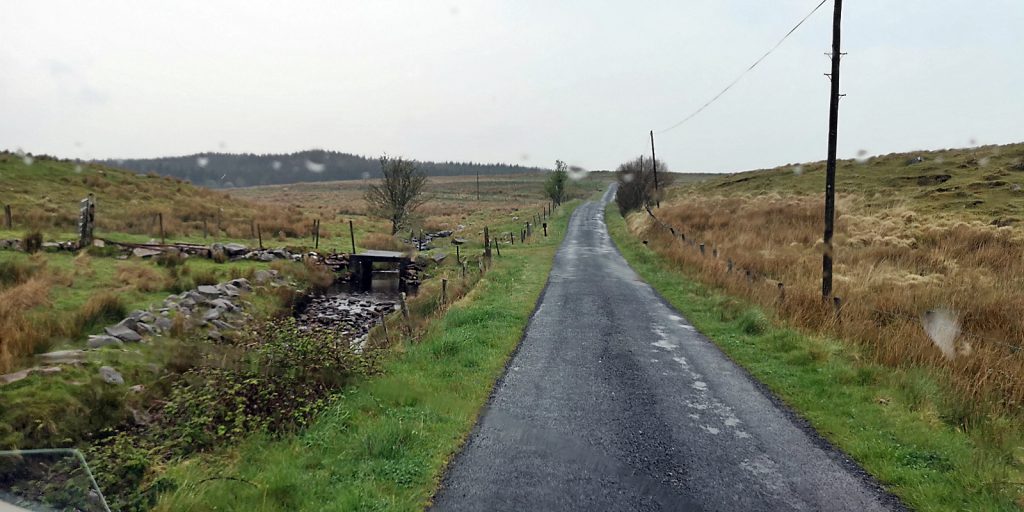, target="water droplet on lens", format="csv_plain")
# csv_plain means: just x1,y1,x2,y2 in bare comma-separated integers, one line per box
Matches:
271,160,282,170
196,157,209,168
855,149,870,164
305,160,326,173
74,164,83,173
923,309,960,360
978,157,990,167
567,165,589,181
622,172,635,183
23,155,33,166
793,165,804,176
